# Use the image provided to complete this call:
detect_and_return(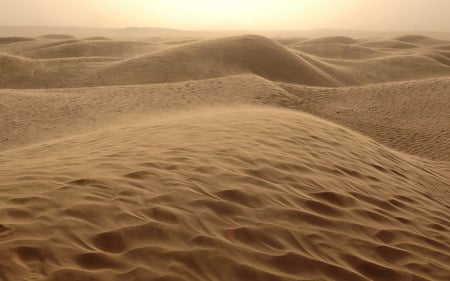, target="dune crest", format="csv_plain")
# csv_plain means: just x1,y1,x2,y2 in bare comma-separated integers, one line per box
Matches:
90,35,338,87
0,107,448,281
